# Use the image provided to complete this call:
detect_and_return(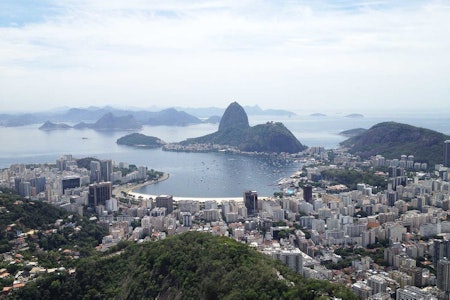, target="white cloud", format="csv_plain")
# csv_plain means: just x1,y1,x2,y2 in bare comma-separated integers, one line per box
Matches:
1,0,450,112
